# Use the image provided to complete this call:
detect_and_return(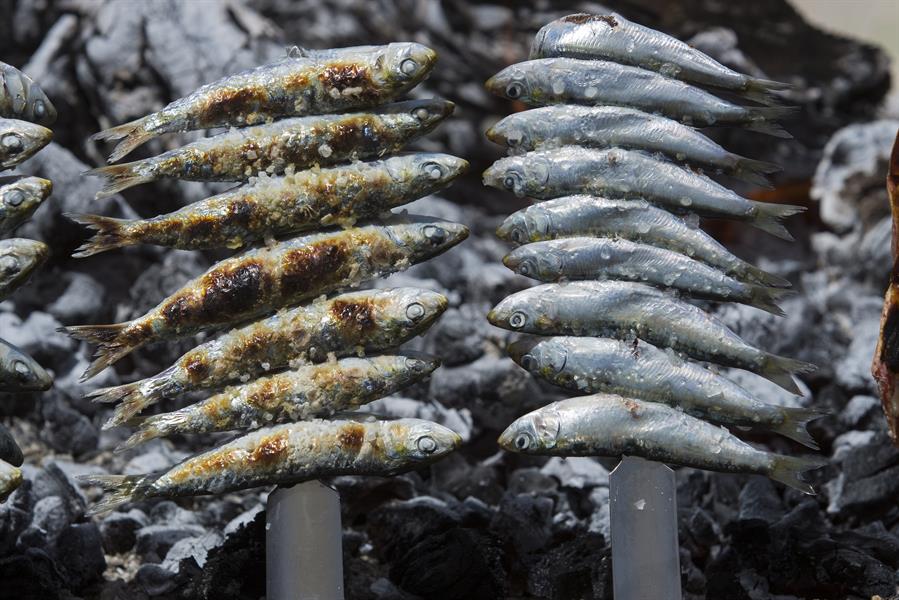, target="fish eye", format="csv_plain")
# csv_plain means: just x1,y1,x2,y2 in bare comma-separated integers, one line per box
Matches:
520,353,536,370
412,107,430,122
1,134,23,154
502,172,522,192
13,360,30,380
506,82,524,99
32,100,46,119
400,58,418,76
5,189,25,207
405,357,427,371
509,228,525,243
509,311,527,329
423,225,447,245
514,432,534,451
517,258,535,276
421,161,444,180
0,256,17,274
406,301,425,321
417,435,437,454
